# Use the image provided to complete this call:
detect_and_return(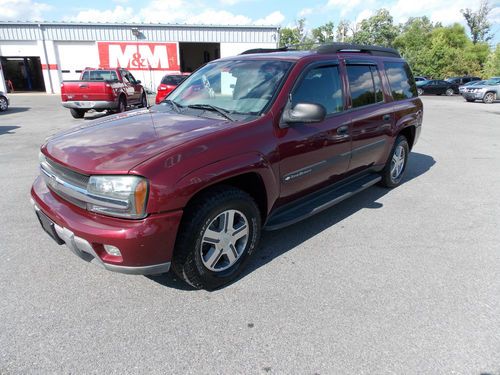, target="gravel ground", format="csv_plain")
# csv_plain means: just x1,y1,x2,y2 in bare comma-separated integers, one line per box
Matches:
0,94,499,375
